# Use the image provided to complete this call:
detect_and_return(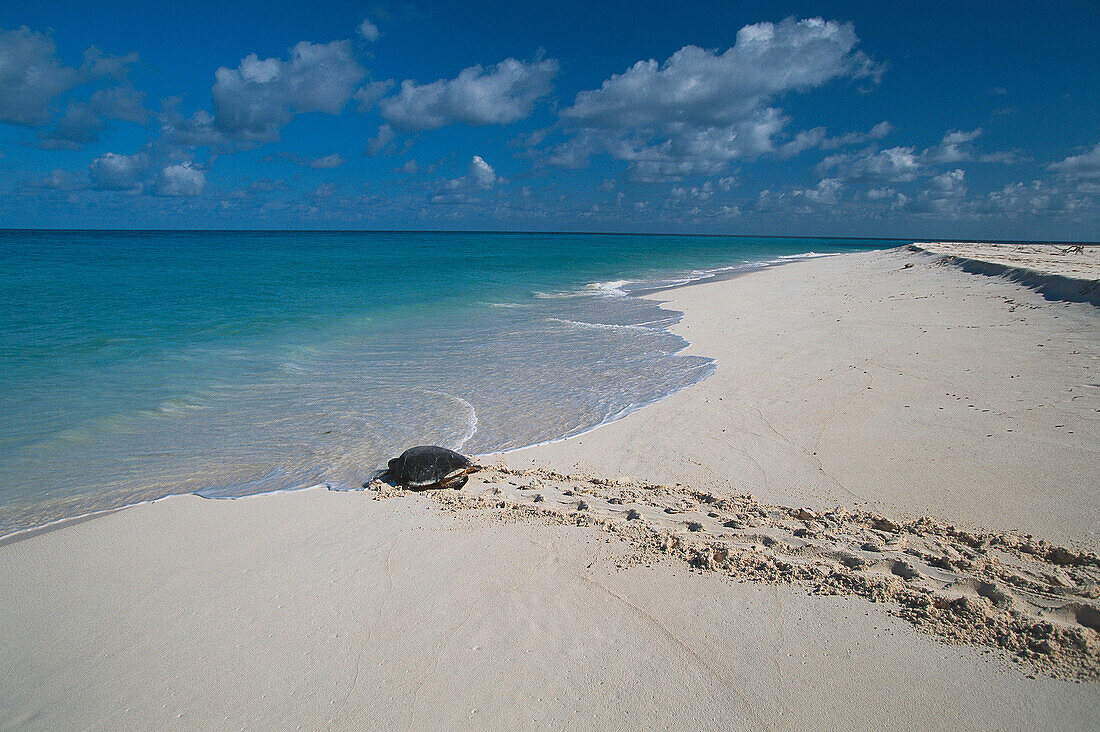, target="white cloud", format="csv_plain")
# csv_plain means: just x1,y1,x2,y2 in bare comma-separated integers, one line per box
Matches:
866,186,898,201
400,159,418,174
757,177,845,212
357,18,381,42
88,151,148,191
85,152,205,197
779,121,892,158
923,128,983,163
802,177,844,204
366,123,395,154
354,79,394,112
1049,143,1100,180
211,40,364,141
380,58,558,132
431,155,502,203
819,127,1015,186
0,25,137,126
552,17,881,179
984,179,1089,216
670,181,715,201
830,121,893,148
878,169,969,217
467,155,500,188
309,154,345,169
928,168,966,194
159,102,224,147
818,146,922,182
157,162,205,196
